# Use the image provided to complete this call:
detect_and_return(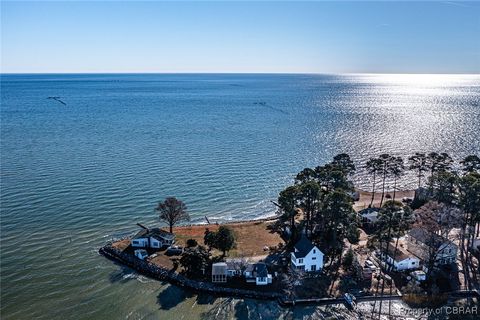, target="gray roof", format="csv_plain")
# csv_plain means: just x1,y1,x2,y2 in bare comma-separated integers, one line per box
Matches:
408,228,452,247
245,263,268,278
293,234,315,259
225,260,243,271
253,263,268,278
358,208,380,215
133,227,175,241
385,243,414,262
133,229,149,239
212,262,228,275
